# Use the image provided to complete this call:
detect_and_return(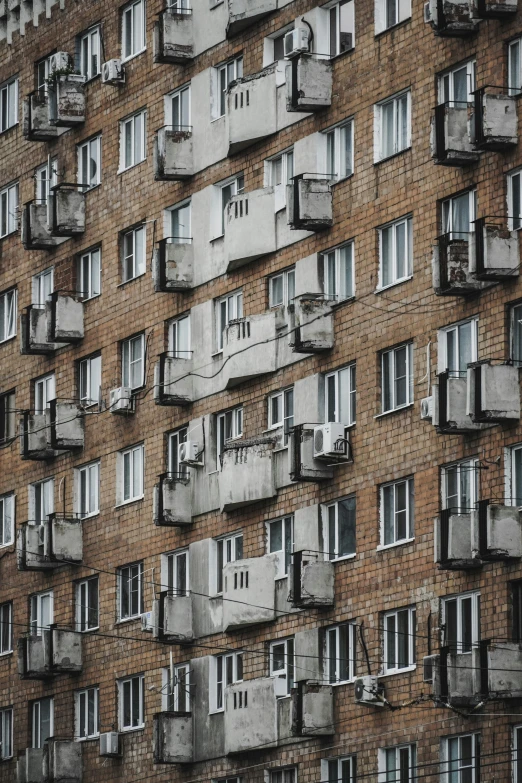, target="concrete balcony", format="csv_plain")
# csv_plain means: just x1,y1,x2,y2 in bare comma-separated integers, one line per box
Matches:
222,553,279,630
46,292,84,344
289,295,334,353
17,748,44,783
467,362,520,423
18,627,82,679
470,0,517,15
20,305,59,355
291,681,334,736
432,371,494,433
431,103,479,166
289,551,335,608
426,0,479,34
432,235,493,296
472,88,518,150
227,67,277,155
23,91,64,141
429,647,482,707
48,73,86,127
21,202,66,250
153,239,193,292
226,0,276,37
482,641,522,697
153,473,192,526
469,218,519,280
154,126,194,180
220,437,277,511
17,740,81,783
287,175,333,231
153,712,193,764
154,353,193,405
153,8,193,63
434,509,479,569
19,412,56,460
223,312,280,387
152,591,194,643
471,500,522,561
224,188,276,269
17,516,83,571
49,184,85,237
288,425,334,482
19,404,84,460
285,55,333,112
